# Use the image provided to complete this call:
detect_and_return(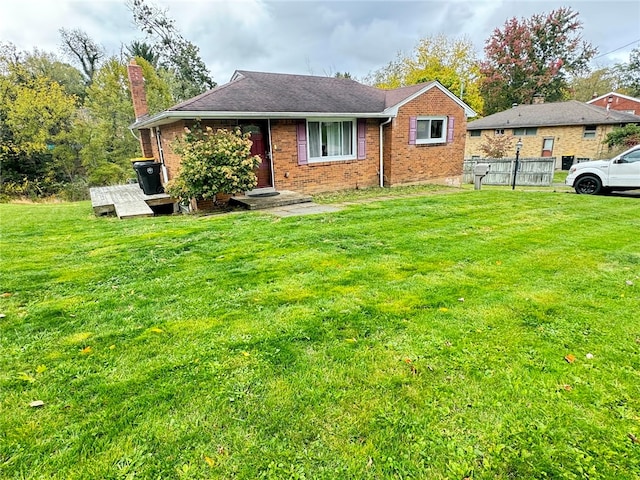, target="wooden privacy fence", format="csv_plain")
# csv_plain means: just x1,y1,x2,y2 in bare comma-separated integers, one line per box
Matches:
463,157,556,186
